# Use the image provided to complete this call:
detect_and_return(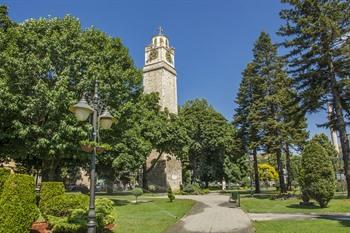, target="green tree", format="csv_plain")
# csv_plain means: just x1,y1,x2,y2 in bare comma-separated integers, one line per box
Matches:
0,5,14,31
234,62,265,193
300,137,336,208
0,15,145,181
279,0,350,197
311,133,340,175
179,99,244,187
234,32,308,193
